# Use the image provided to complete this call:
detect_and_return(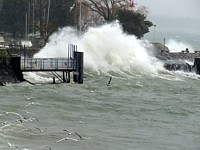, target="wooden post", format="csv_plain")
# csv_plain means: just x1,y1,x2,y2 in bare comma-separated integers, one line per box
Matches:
67,72,70,83
53,76,55,84
63,71,66,83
